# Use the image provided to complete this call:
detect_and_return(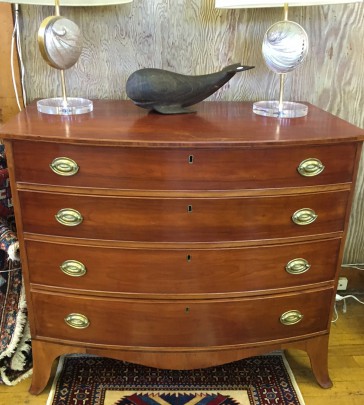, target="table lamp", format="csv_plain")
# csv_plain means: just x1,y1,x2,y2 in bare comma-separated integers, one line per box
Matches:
215,0,363,118
2,0,133,115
